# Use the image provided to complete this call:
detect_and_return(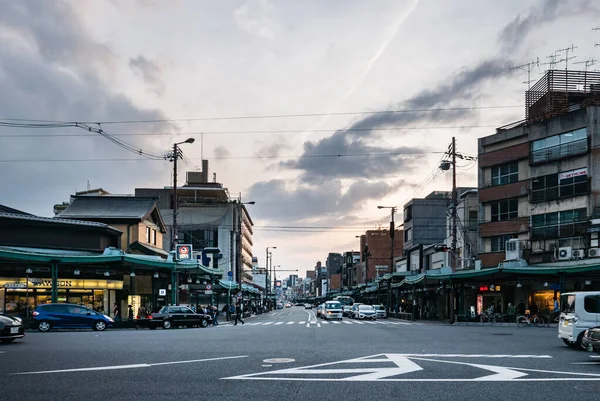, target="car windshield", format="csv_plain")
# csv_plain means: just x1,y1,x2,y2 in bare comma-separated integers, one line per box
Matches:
326,303,341,309
359,305,374,311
